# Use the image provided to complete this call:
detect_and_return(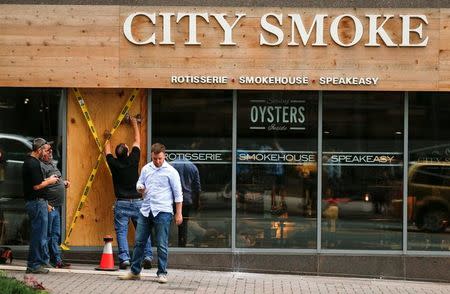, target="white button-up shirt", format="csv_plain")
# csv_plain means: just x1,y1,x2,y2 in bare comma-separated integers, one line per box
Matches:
137,160,183,217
